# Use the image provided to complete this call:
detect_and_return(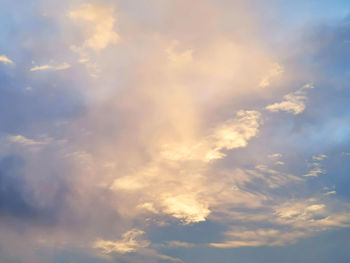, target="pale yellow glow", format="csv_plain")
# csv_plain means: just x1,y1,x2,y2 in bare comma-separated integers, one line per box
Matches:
68,3,119,51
